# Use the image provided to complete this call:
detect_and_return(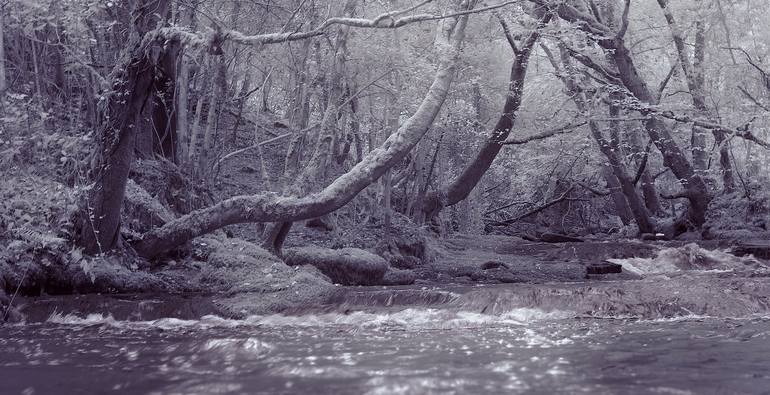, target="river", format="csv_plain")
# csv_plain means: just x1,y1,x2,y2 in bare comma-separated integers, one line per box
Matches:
3,286,770,395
